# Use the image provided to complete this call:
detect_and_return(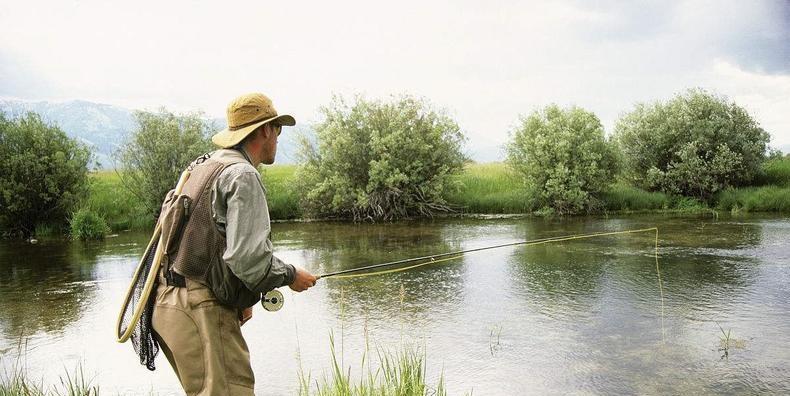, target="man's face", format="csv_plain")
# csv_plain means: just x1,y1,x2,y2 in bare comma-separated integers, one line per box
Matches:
260,122,281,165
